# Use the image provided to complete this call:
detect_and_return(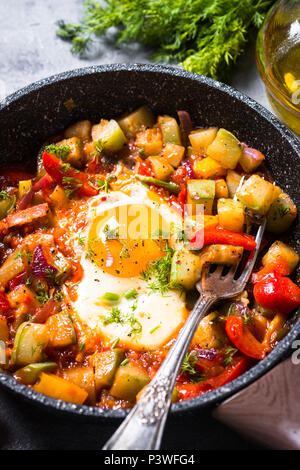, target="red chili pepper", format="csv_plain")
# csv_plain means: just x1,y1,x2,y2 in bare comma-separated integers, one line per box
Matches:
0,291,11,315
42,151,98,197
225,315,267,359
190,225,256,251
253,275,300,315
252,256,290,284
